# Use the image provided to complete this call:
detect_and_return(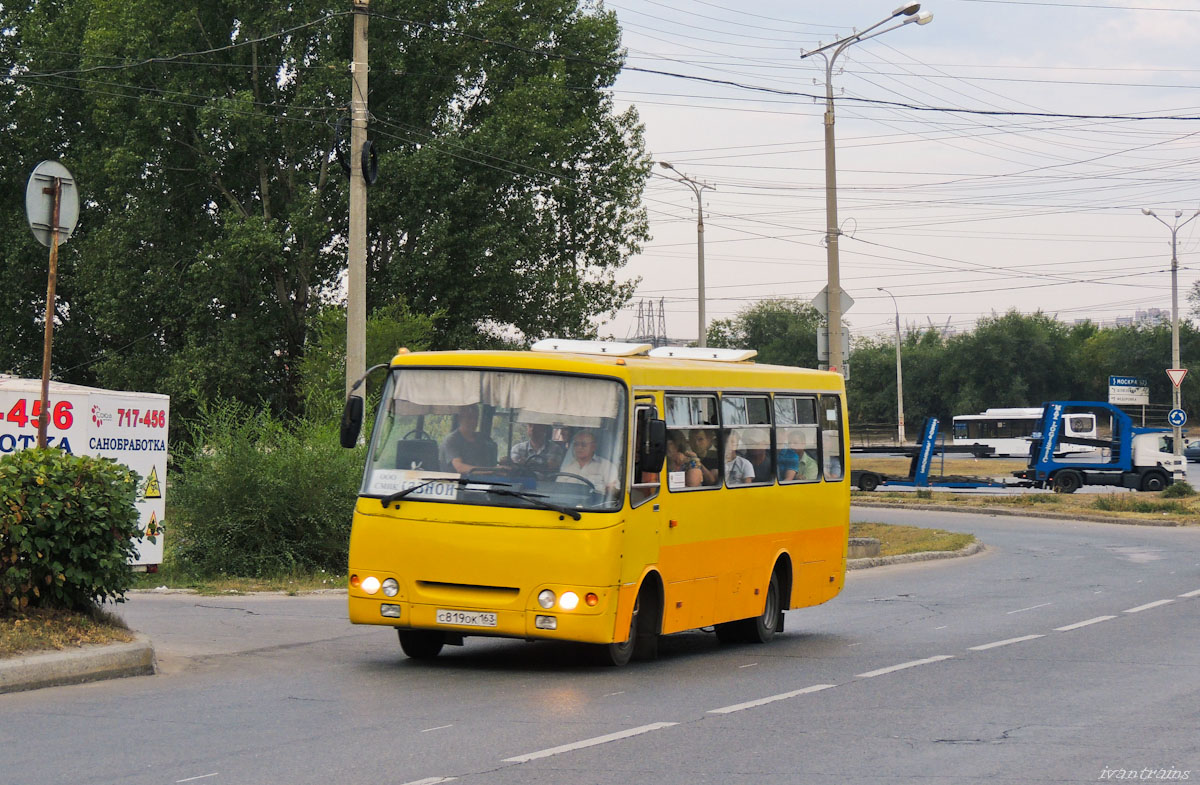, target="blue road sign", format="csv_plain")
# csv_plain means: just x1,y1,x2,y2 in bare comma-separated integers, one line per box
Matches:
1168,408,1187,427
